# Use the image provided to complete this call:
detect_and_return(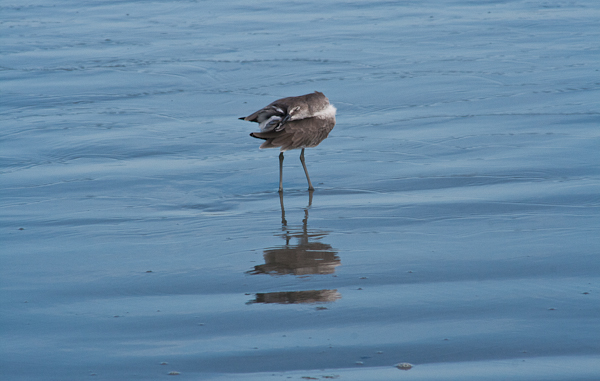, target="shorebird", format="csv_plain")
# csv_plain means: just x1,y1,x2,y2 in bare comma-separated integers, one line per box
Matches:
240,91,336,192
